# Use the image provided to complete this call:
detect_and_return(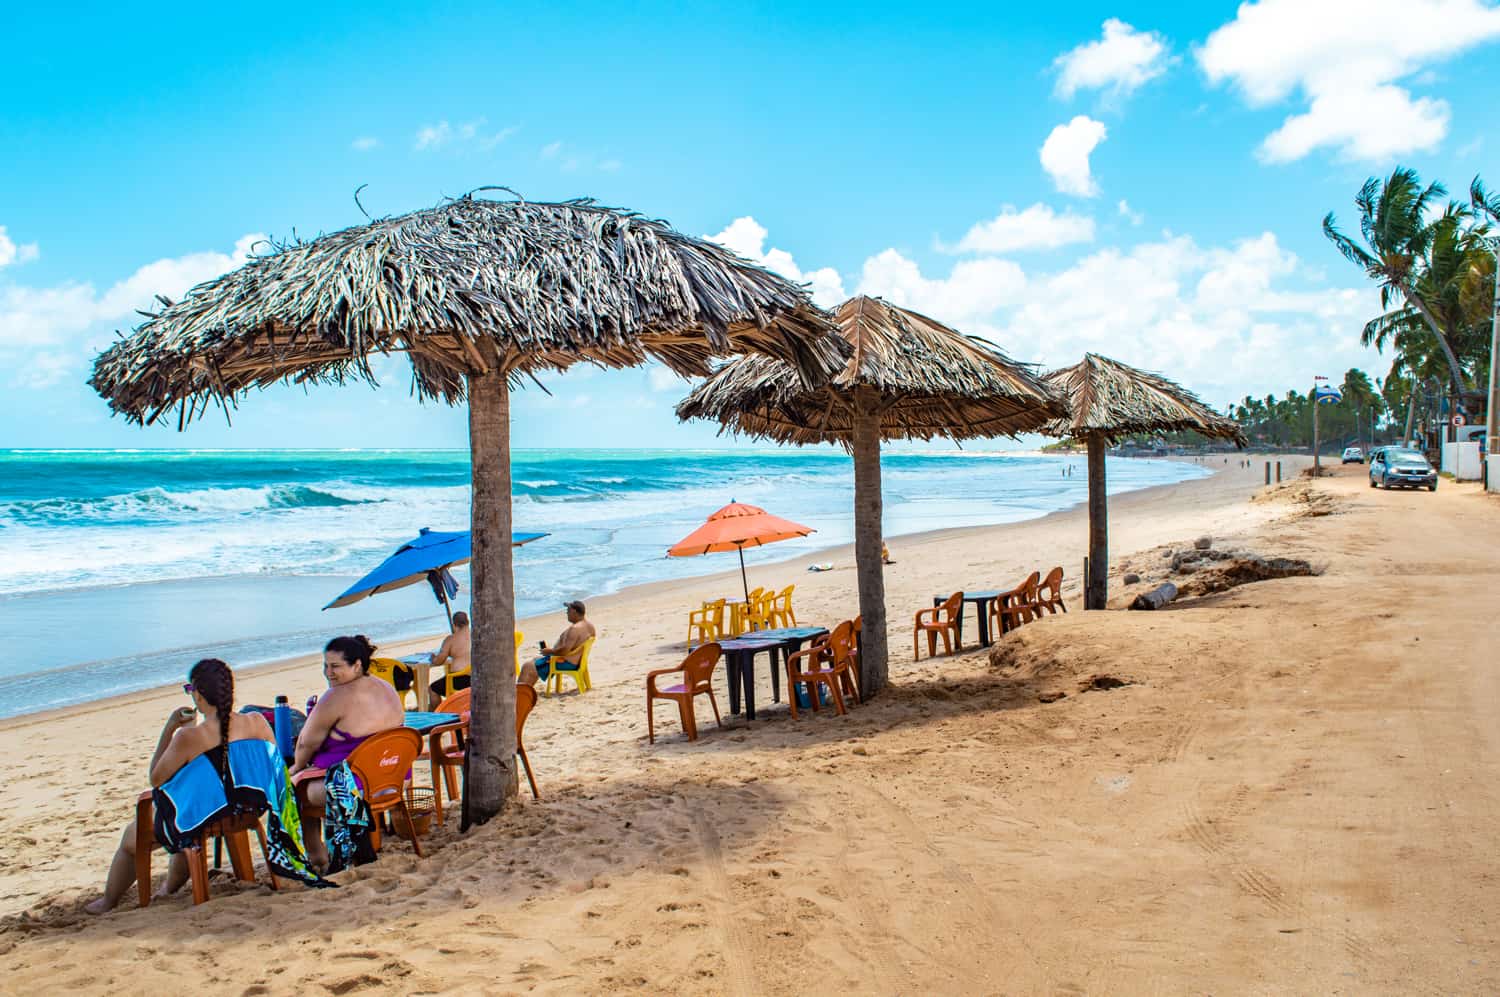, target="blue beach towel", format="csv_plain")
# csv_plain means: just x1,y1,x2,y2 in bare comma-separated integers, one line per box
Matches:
152,739,330,888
